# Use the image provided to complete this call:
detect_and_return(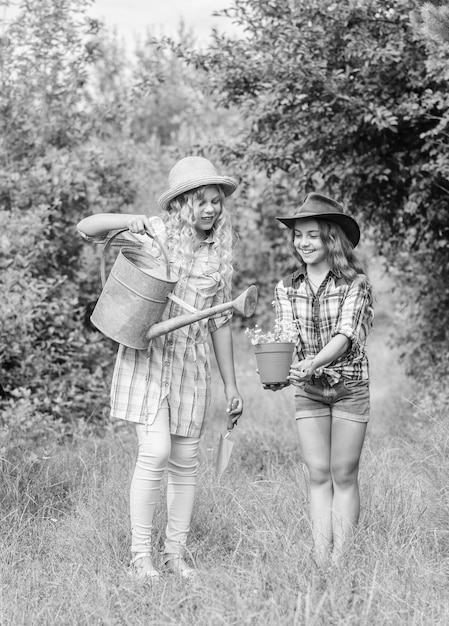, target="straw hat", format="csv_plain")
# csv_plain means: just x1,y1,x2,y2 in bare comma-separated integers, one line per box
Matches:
158,156,238,210
276,192,360,247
